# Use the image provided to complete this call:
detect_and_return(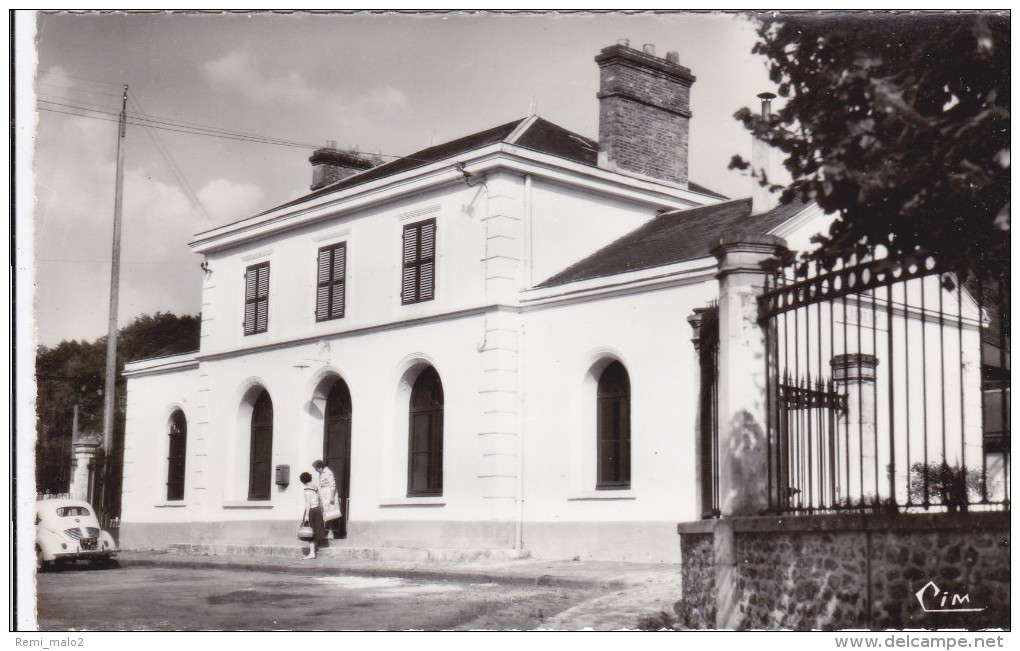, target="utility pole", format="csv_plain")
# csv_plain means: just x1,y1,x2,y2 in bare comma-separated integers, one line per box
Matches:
100,84,128,522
